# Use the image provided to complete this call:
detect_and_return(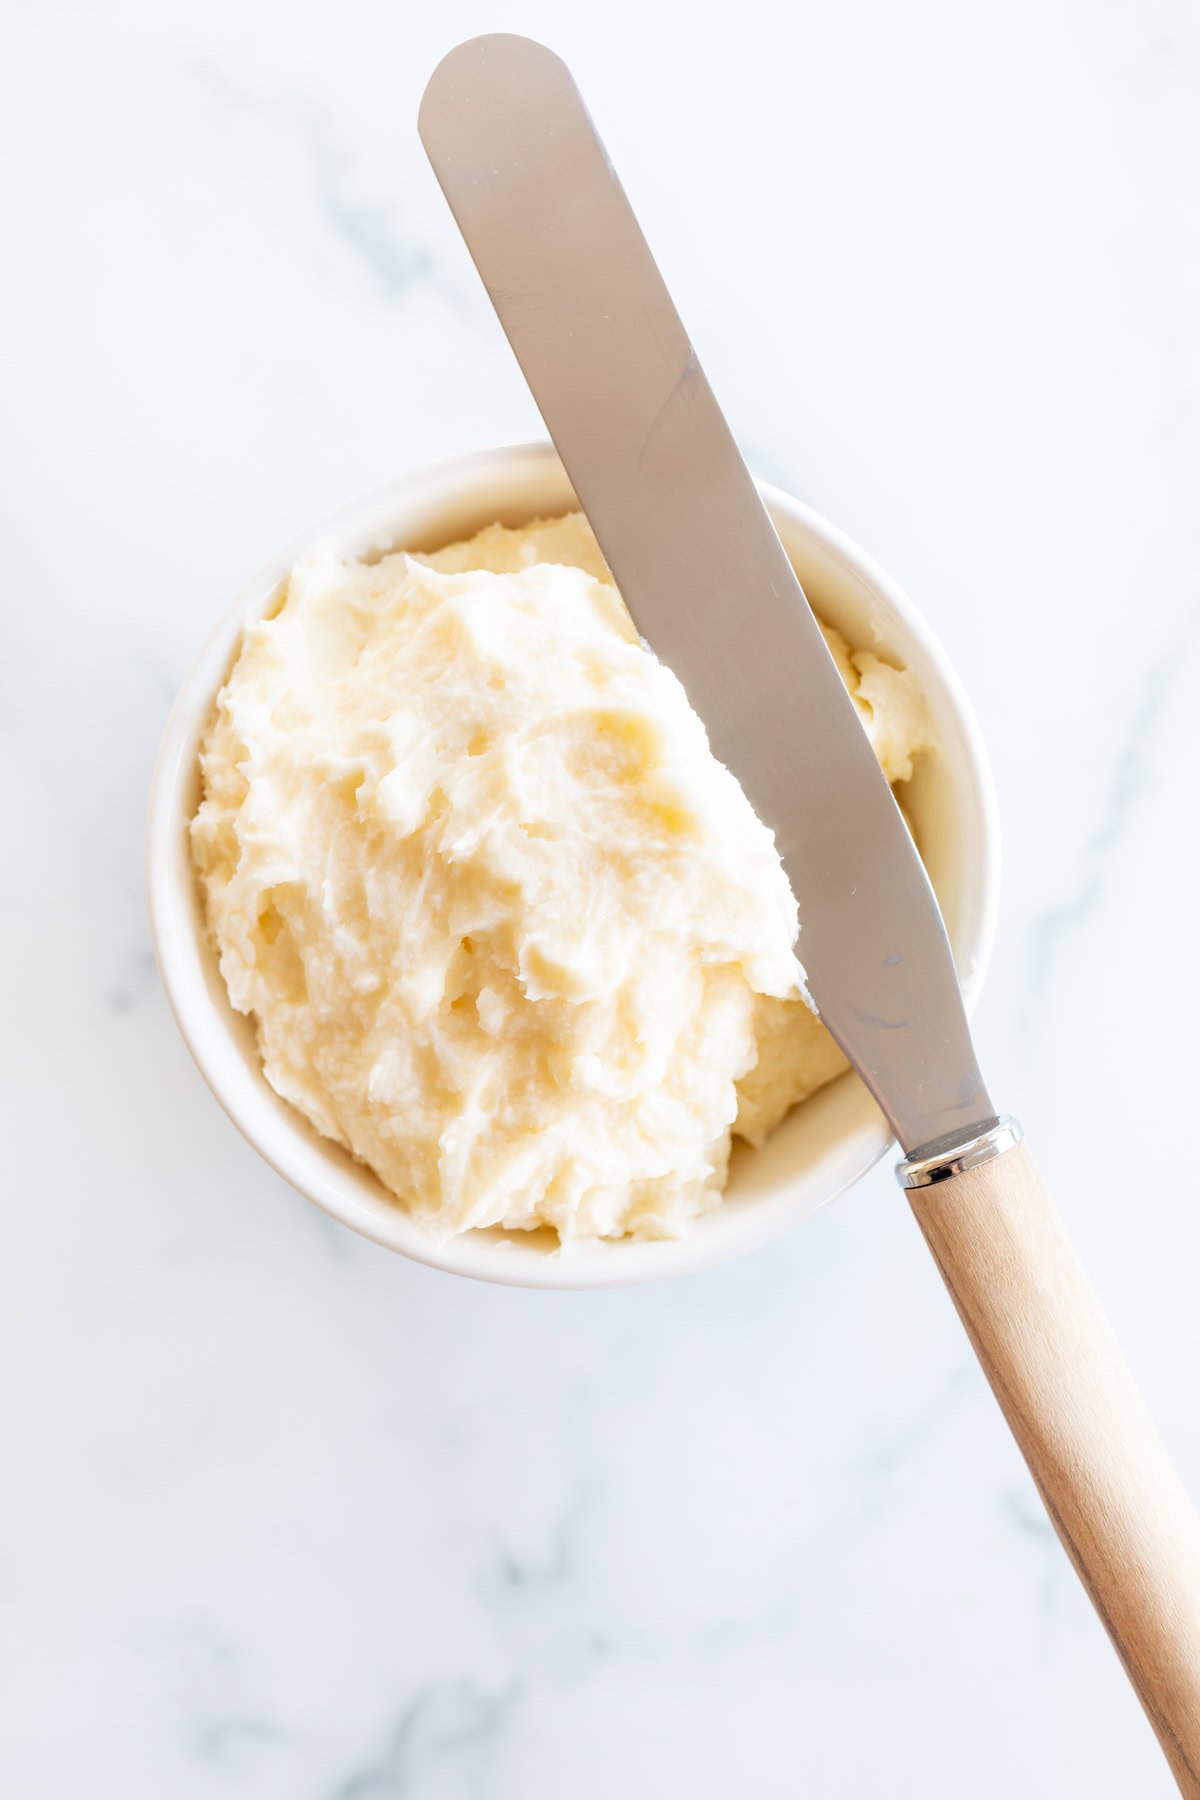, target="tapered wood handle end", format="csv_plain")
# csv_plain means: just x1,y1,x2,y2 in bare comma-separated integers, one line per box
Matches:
907,1141,1200,1796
